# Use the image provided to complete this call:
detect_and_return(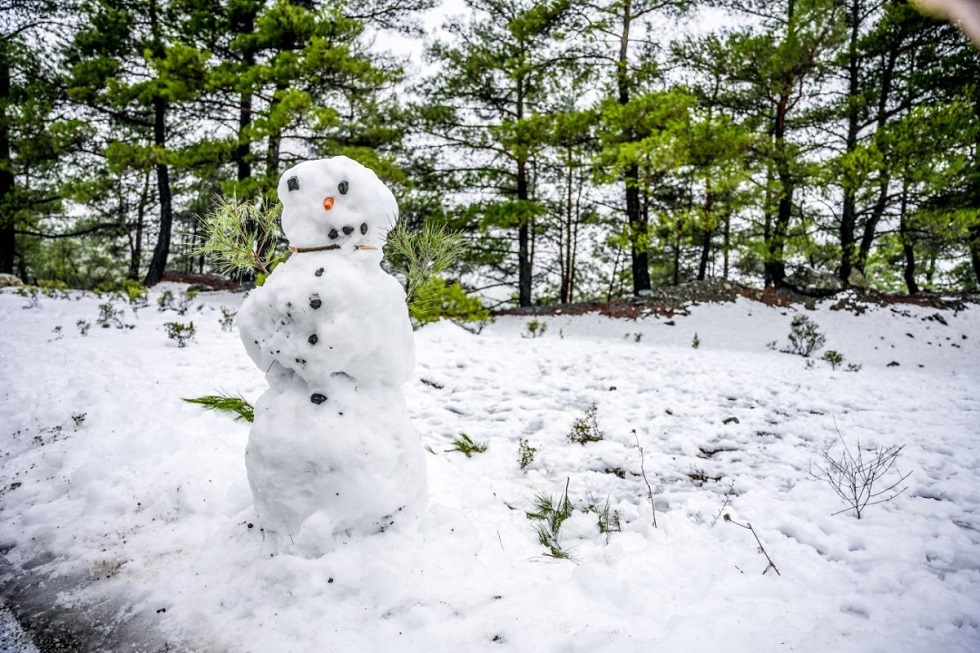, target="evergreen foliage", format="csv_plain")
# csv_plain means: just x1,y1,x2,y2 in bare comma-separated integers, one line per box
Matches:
0,0,976,296
183,393,255,422
196,194,282,278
